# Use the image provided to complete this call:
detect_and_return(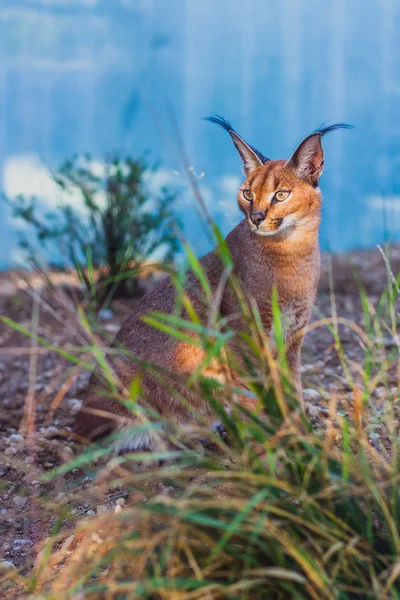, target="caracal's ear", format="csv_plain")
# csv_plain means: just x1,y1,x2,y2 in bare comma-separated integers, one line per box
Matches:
285,132,324,185
286,122,353,186
204,114,269,176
